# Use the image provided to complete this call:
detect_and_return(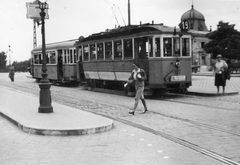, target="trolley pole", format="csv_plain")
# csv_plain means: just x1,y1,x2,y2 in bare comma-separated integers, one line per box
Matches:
128,0,131,26
38,1,53,113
